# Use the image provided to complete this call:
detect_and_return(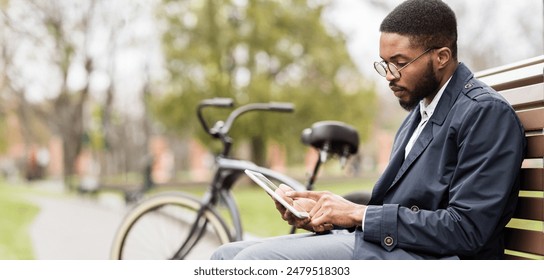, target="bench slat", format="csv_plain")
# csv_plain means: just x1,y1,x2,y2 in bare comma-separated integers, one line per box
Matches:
517,107,544,131
520,168,544,192
503,254,533,260
476,57,544,260
527,134,544,158
504,228,544,256
513,197,544,221
502,83,544,110
478,58,544,91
